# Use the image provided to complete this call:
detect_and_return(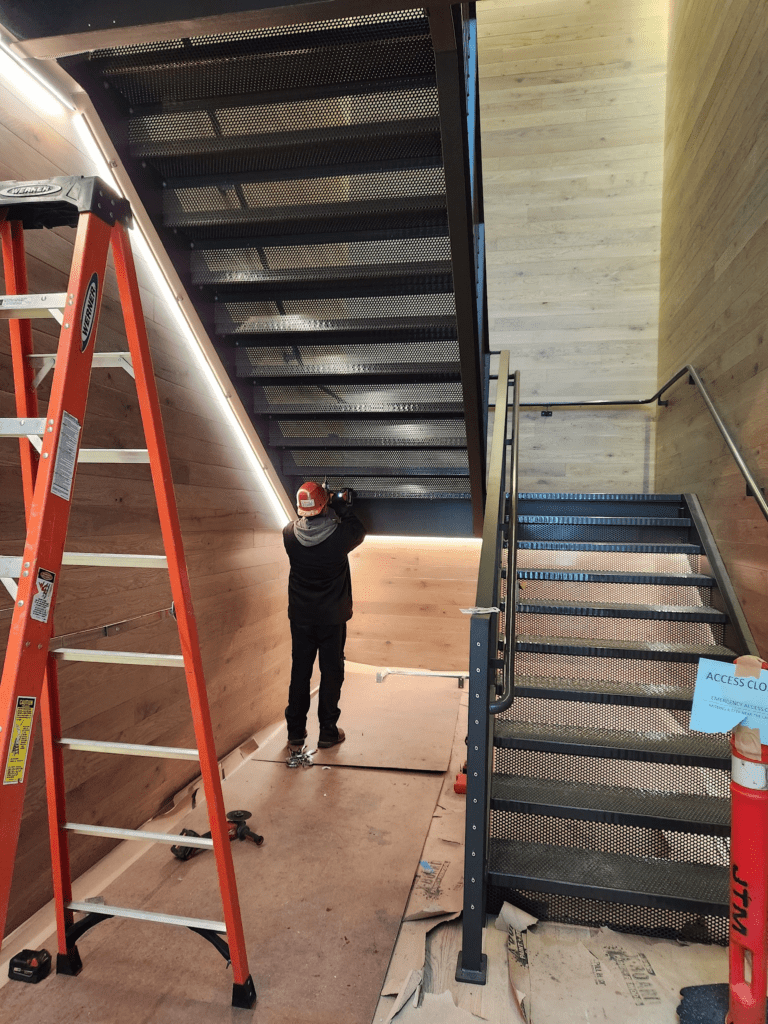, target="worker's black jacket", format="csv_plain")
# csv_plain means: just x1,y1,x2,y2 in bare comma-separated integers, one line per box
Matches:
282,506,366,624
